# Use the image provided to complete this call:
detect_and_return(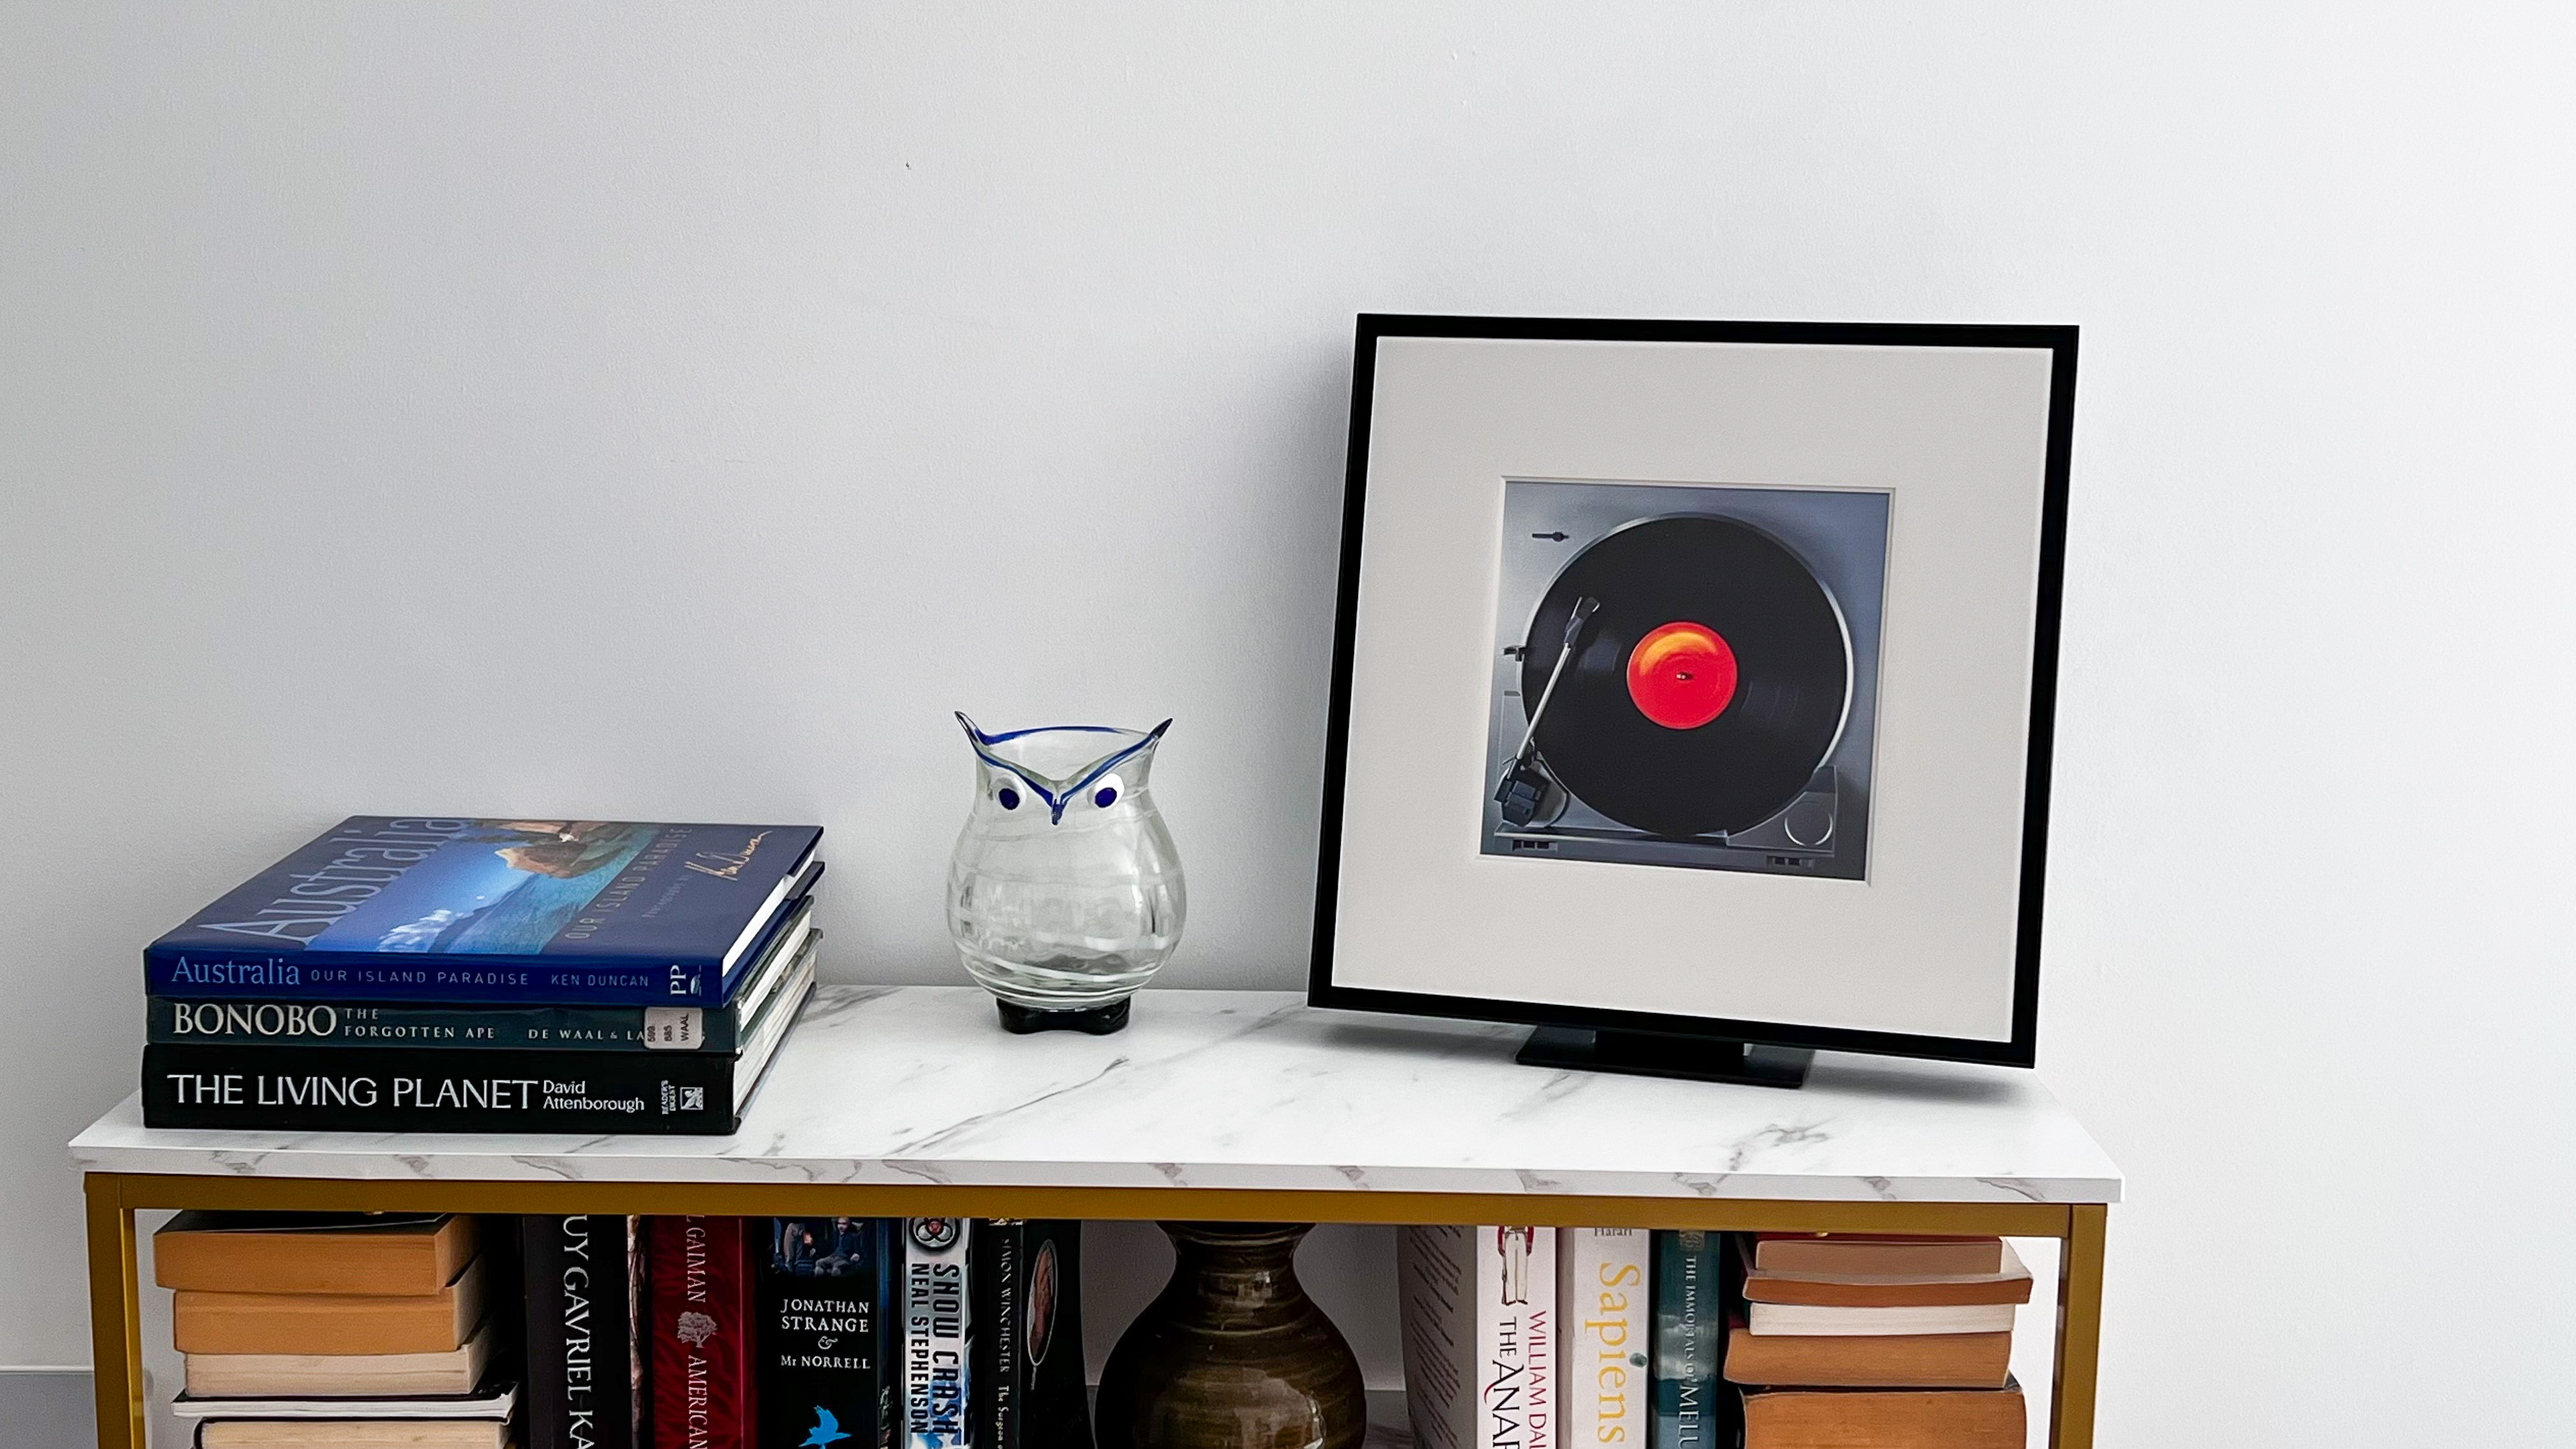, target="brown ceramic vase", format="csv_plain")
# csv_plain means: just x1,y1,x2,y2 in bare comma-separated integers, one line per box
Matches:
1094,1222,1367,1449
